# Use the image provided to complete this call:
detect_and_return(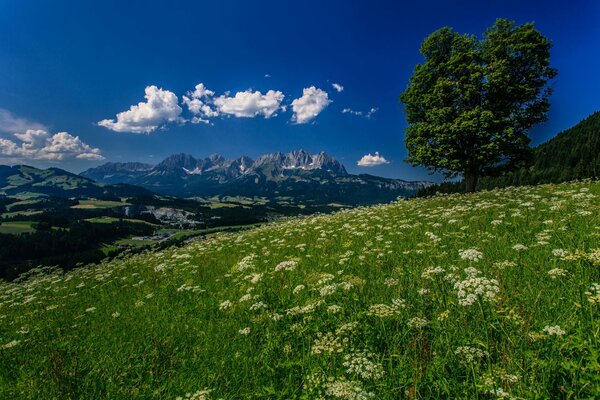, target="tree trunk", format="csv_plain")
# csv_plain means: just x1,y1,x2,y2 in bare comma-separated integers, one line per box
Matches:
465,171,478,193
